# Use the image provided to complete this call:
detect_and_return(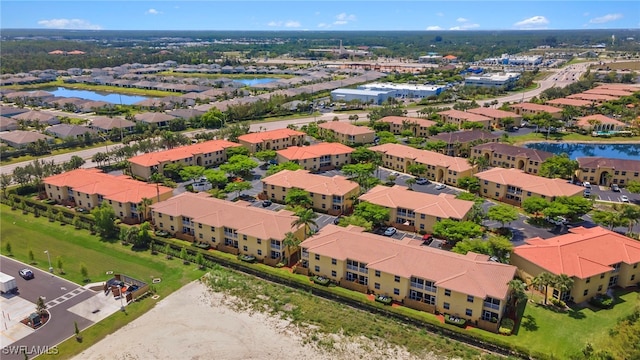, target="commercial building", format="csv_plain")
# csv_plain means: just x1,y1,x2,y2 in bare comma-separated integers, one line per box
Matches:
428,129,500,157
128,139,242,180
262,169,360,215
150,192,305,264
44,168,173,223
437,109,493,130
576,157,640,187
358,83,446,99
276,142,353,171
300,224,516,330
370,143,475,186
509,103,562,118
330,88,395,105
464,73,520,89
318,121,375,145
358,185,473,233
379,116,437,137
237,128,305,153
466,107,522,129
475,168,583,206
471,143,553,175
511,226,640,304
